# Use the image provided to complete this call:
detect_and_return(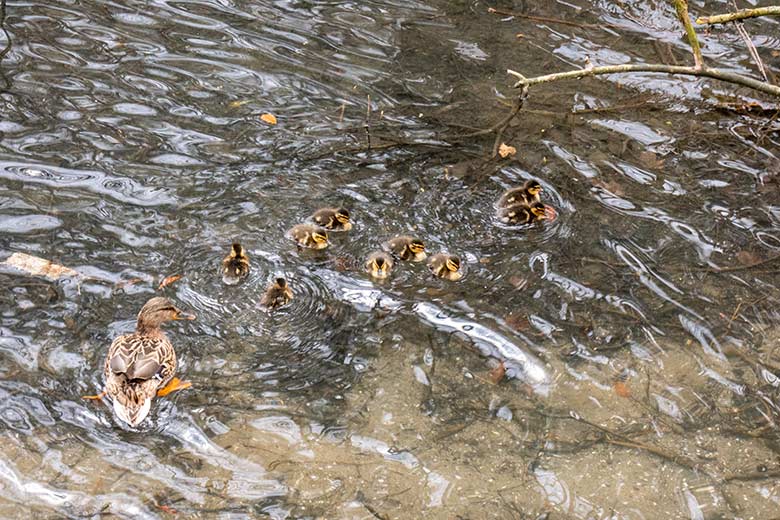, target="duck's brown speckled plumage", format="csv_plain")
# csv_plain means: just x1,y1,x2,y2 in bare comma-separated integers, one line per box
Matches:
497,201,547,225
366,251,394,279
312,207,352,231
428,253,463,281
384,235,427,262
104,297,194,426
260,277,293,309
289,224,329,249
221,243,250,283
497,179,543,208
